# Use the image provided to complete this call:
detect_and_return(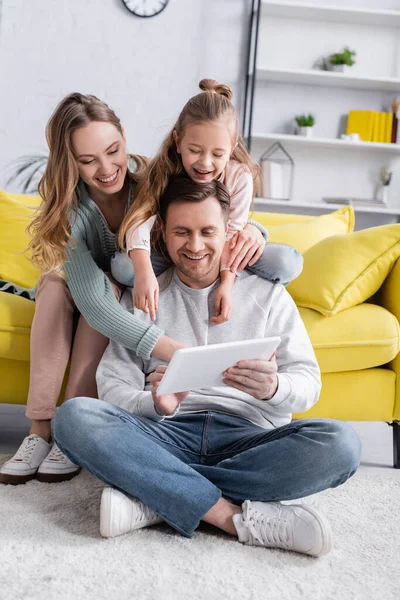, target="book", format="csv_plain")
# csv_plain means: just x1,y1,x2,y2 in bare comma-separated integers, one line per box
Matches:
377,111,384,142
346,110,375,142
385,113,393,143
391,114,398,143
371,111,379,142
